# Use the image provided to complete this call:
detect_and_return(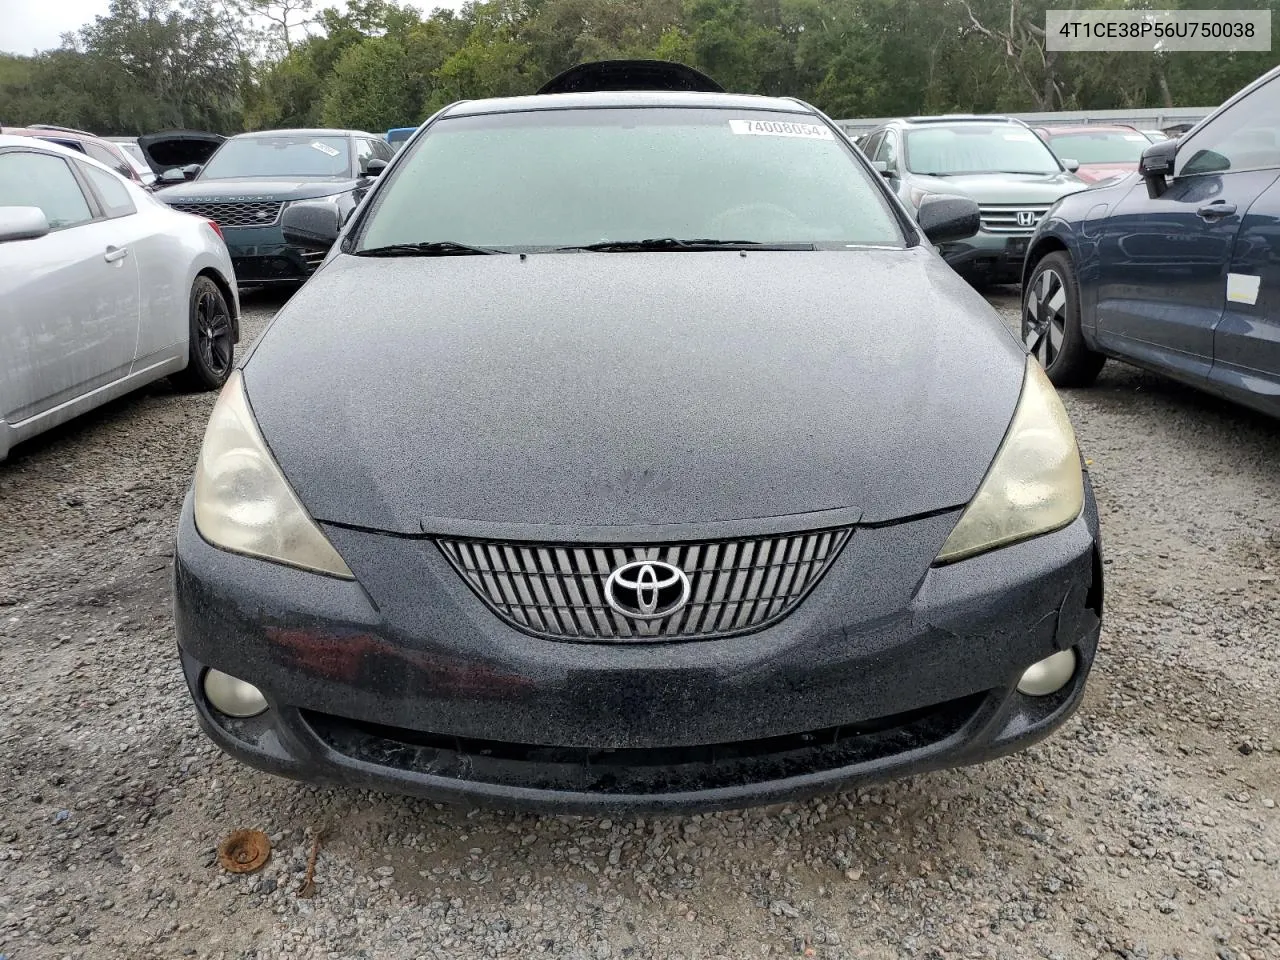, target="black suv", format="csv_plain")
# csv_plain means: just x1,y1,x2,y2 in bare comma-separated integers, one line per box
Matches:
158,128,393,286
